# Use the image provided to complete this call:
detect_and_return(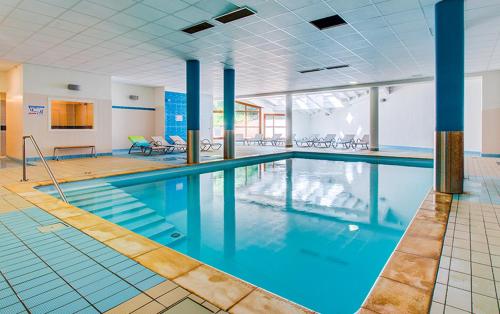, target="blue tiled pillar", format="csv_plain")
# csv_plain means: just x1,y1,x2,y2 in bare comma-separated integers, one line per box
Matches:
434,0,464,193
224,68,235,159
186,60,200,164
